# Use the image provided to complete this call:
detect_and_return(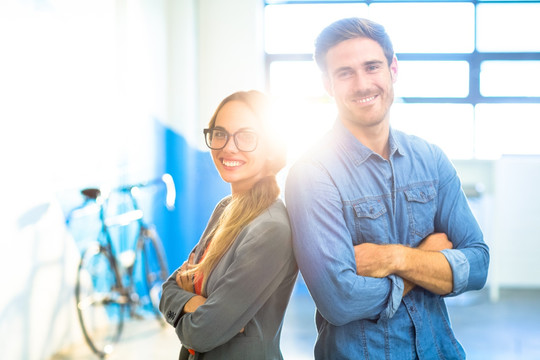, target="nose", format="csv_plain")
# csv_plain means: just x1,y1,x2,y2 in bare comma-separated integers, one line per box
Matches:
222,136,239,153
353,74,369,93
